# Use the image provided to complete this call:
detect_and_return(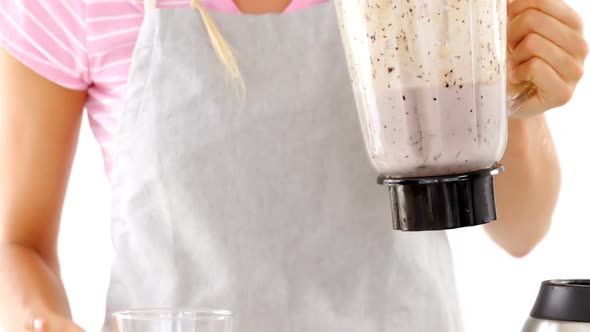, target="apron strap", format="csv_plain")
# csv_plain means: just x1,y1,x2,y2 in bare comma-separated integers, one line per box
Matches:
144,0,157,11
